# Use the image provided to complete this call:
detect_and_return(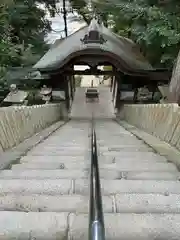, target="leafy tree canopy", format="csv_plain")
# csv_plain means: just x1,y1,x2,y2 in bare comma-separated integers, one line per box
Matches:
69,0,180,68
0,0,58,84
